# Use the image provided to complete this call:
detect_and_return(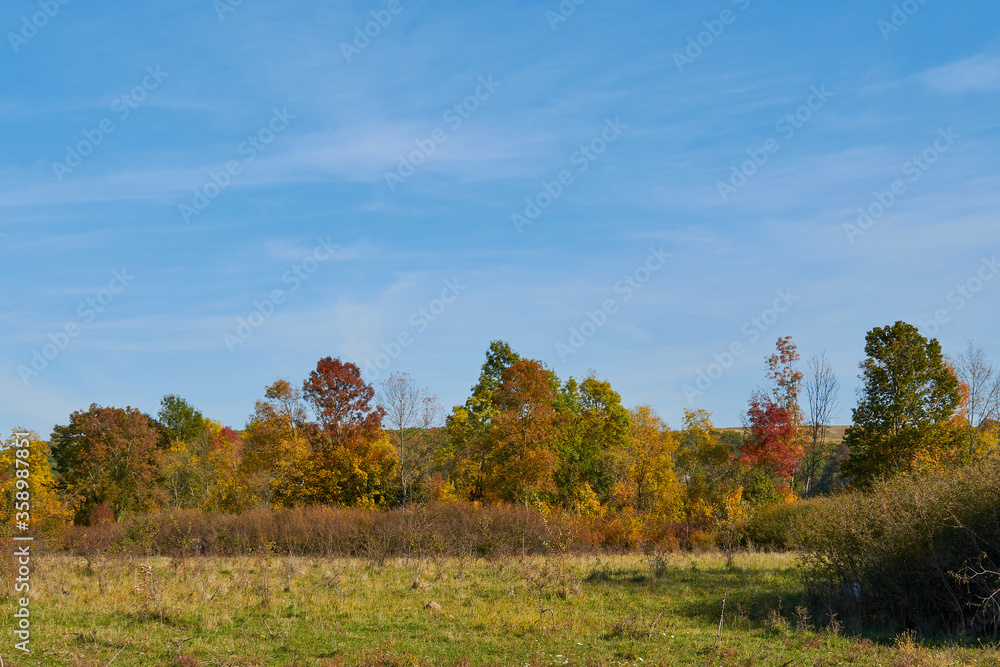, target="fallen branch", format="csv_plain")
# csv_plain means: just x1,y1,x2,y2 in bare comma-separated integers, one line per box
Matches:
713,592,728,649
